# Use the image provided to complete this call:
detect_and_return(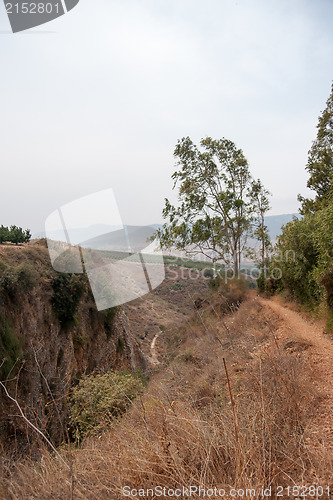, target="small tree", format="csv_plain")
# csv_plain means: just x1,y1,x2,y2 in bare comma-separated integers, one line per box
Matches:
8,226,31,245
0,225,9,244
158,136,270,275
